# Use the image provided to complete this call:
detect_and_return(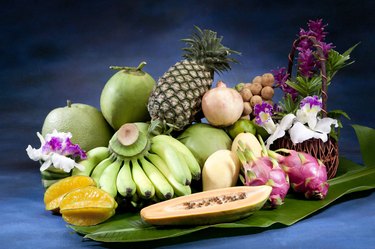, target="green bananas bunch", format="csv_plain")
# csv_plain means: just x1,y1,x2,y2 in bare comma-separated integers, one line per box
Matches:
71,123,201,208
